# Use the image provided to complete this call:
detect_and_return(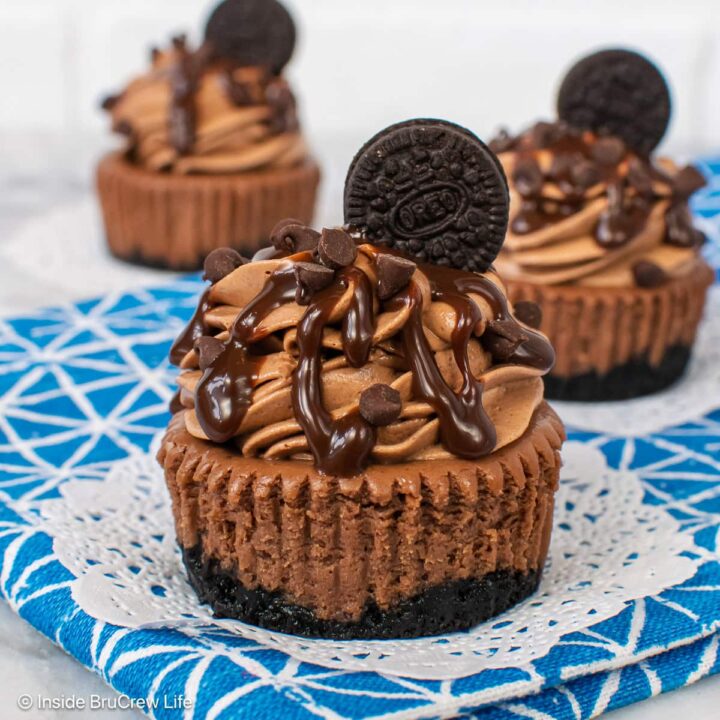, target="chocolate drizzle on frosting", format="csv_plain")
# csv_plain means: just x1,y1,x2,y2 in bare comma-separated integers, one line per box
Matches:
171,229,555,476
169,288,212,365
497,120,705,251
